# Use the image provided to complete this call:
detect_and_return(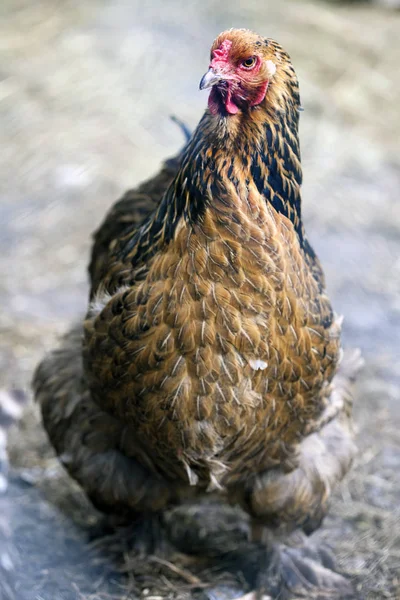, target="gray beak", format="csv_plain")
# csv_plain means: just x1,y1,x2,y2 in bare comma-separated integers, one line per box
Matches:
199,68,222,90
